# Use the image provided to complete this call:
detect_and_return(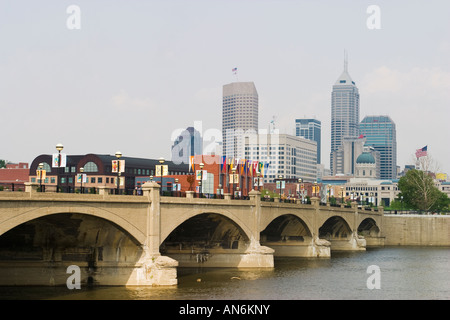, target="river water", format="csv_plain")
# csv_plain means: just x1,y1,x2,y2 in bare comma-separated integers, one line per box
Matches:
0,247,449,300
